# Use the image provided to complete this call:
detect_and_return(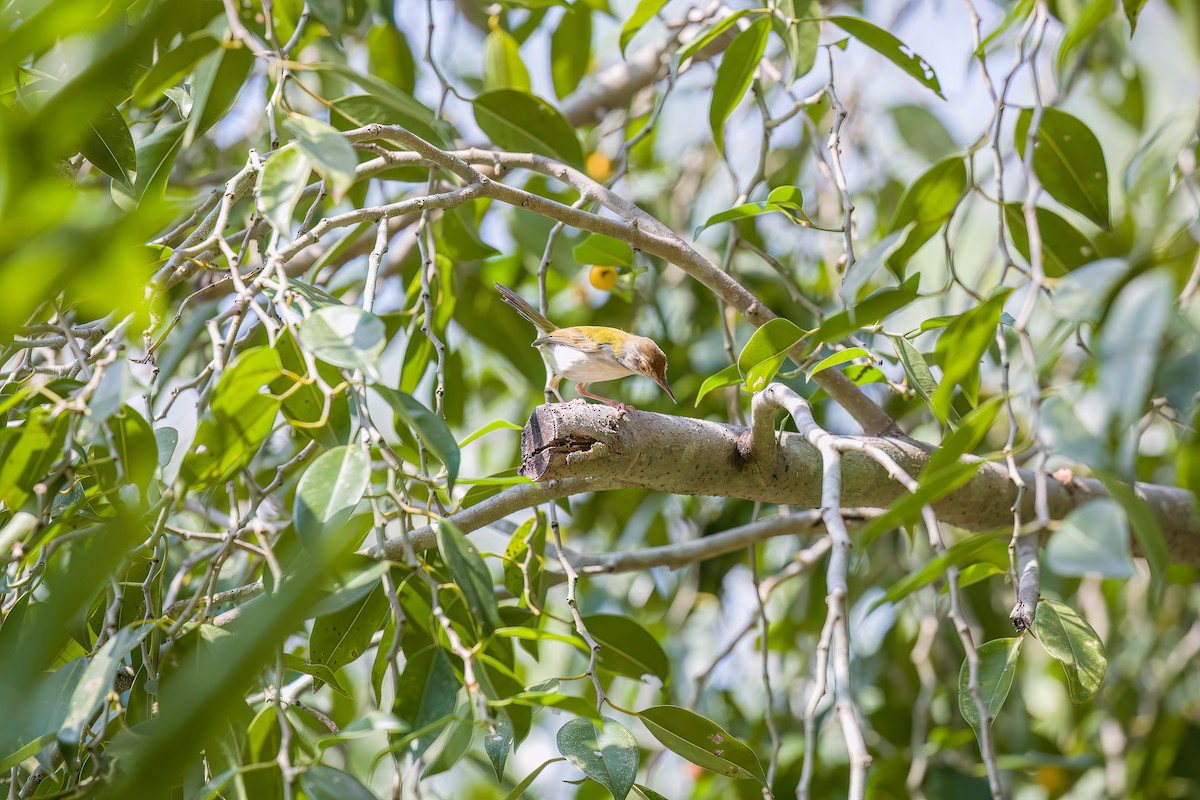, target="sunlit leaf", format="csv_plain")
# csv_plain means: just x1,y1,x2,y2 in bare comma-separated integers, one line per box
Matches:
959,637,1023,739
581,613,670,683
638,706,766,783
436,520,501,637
557,717,639,800
1032,598,1107,703
829,16,945,98
1015,108,1110,228
709,17,771,154
299,305,387,380
485,28,531,92
474,89,584,167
